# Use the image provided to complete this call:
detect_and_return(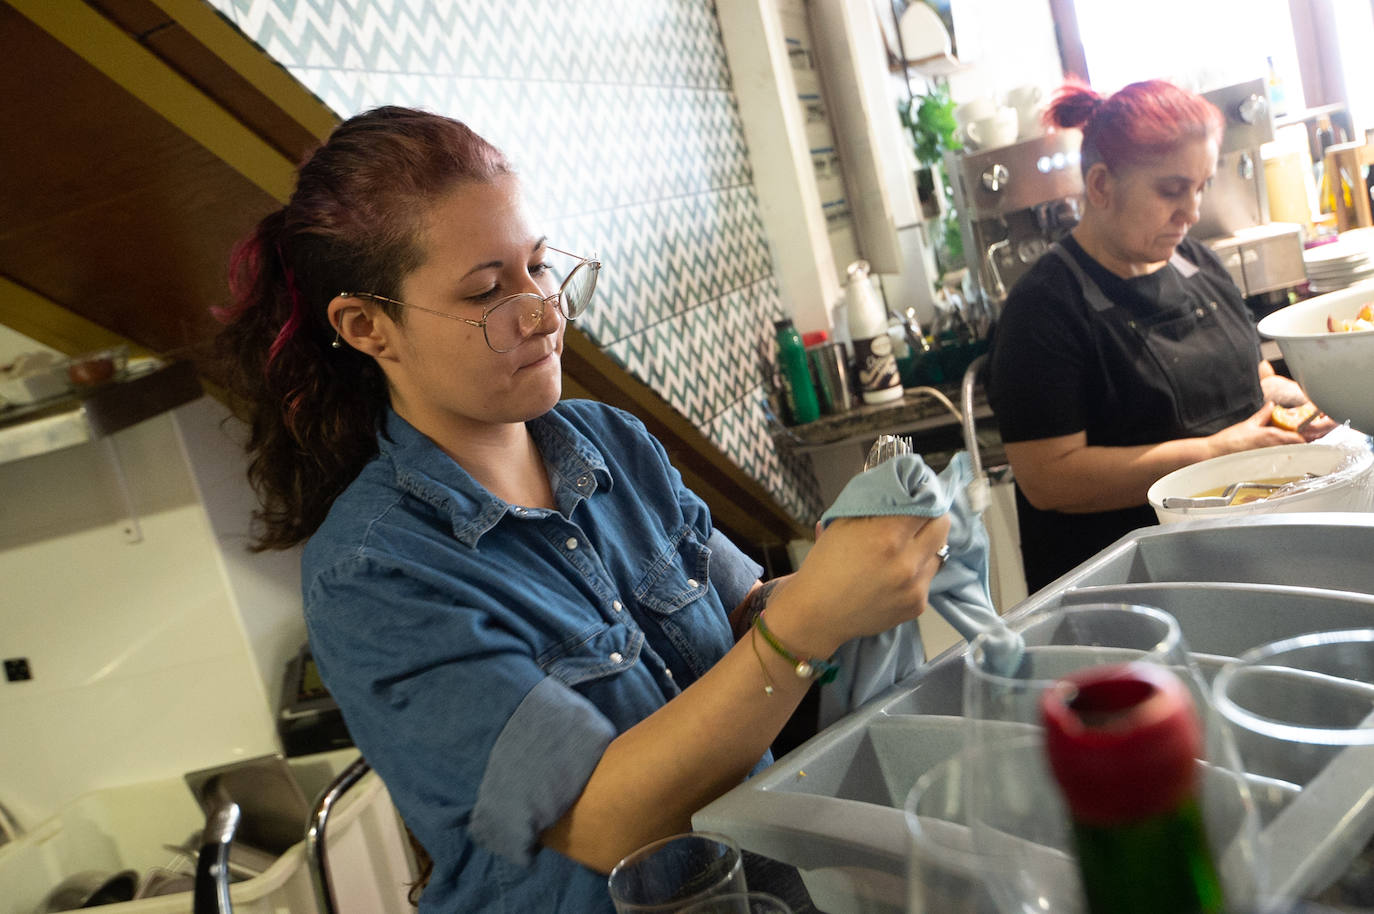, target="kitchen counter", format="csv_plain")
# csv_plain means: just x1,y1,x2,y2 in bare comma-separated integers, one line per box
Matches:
778,386,990,451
